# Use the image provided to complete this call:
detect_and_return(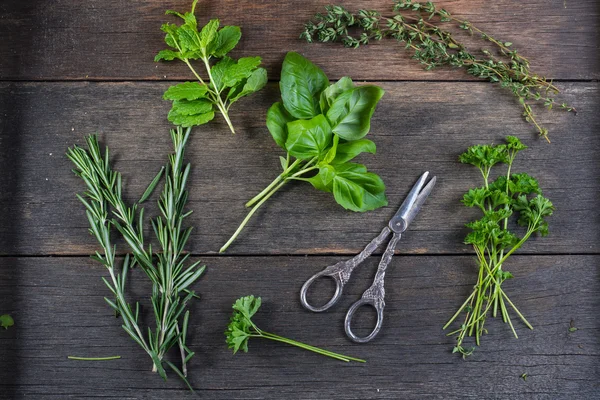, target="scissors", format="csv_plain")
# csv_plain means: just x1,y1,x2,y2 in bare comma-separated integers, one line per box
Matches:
300,171,436,343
